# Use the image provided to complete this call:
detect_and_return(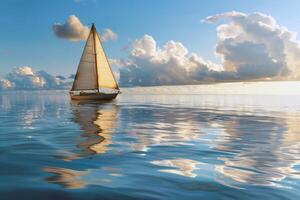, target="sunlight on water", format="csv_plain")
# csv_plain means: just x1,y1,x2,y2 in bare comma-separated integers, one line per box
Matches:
0,82,300,200
123,81,300,96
